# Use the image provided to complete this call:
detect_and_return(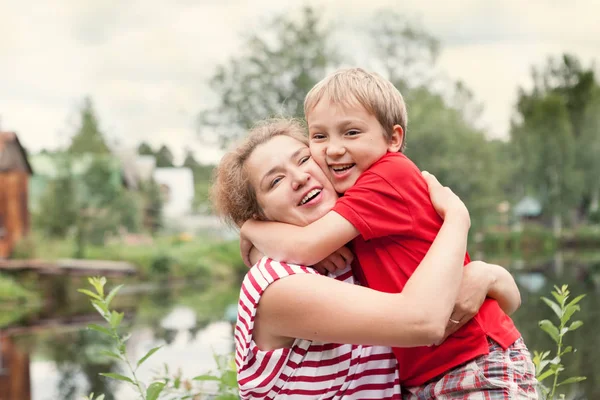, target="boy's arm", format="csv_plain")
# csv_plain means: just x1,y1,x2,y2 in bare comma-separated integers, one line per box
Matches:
240,211,360,266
